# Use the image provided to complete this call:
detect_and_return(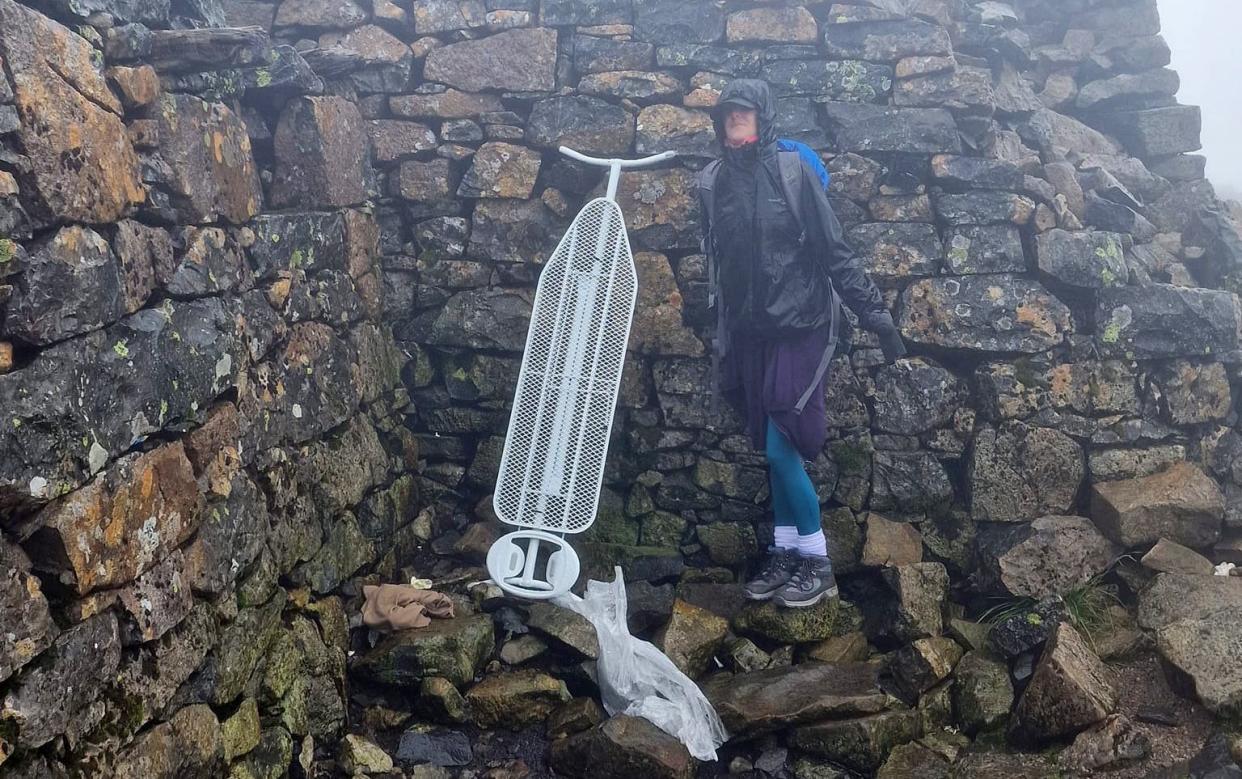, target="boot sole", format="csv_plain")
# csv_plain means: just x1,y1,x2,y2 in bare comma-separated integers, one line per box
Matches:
744,588,781,602
774,587,839,608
